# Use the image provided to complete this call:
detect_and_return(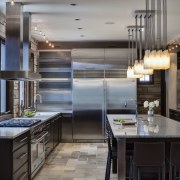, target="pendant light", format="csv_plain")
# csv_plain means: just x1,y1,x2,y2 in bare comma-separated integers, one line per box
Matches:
127,29,143,79
143,0,170,70
127,29,134,78
134,15,153,75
